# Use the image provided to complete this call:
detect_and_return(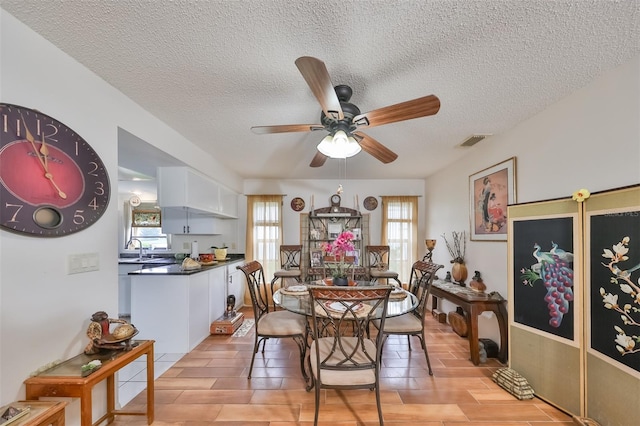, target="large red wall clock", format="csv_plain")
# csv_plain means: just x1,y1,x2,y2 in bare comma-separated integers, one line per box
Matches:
0,103,110,237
